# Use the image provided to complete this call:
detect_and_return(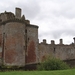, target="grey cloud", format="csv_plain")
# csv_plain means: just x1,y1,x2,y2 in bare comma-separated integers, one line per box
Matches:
0,0,75,44
14,0,41,19
50,29,75,39
51,0,75,19
0,0,40,20
39,28,75,40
